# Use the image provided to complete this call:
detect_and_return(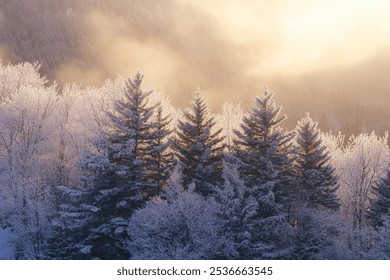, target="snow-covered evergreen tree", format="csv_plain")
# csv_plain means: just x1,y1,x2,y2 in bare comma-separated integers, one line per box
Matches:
74,136,130,259
294,114,339,210
290,115,341,259
74,72,160,259
290,206,340,259
106,72,159,199
231,88,296,258
45,185,89,259
216,156,294,259
369,166,390,229
214,158,249,259
243,184,294,259
147,104,174,196
233,87,295,210
171,91,224,196
374,214,390,259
